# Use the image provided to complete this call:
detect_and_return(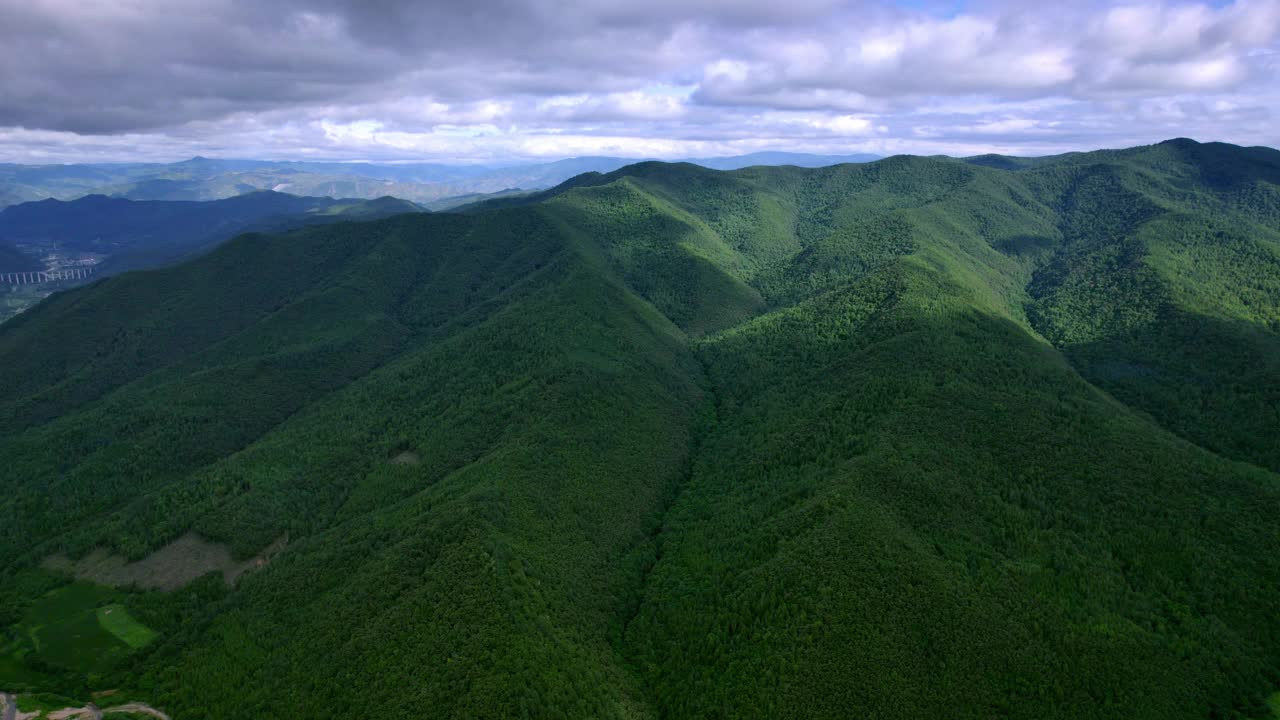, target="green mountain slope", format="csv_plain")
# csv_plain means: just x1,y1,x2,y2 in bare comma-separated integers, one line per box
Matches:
0,139,1277,719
